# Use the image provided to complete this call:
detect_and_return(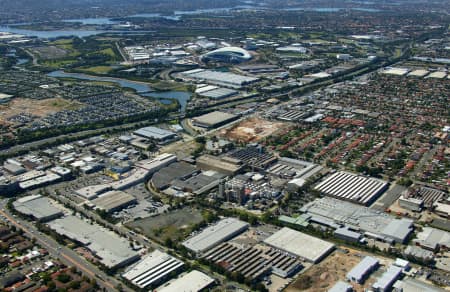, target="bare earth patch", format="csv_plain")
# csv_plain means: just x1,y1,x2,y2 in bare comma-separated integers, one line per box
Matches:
220,117,284,143
0,97,82,123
